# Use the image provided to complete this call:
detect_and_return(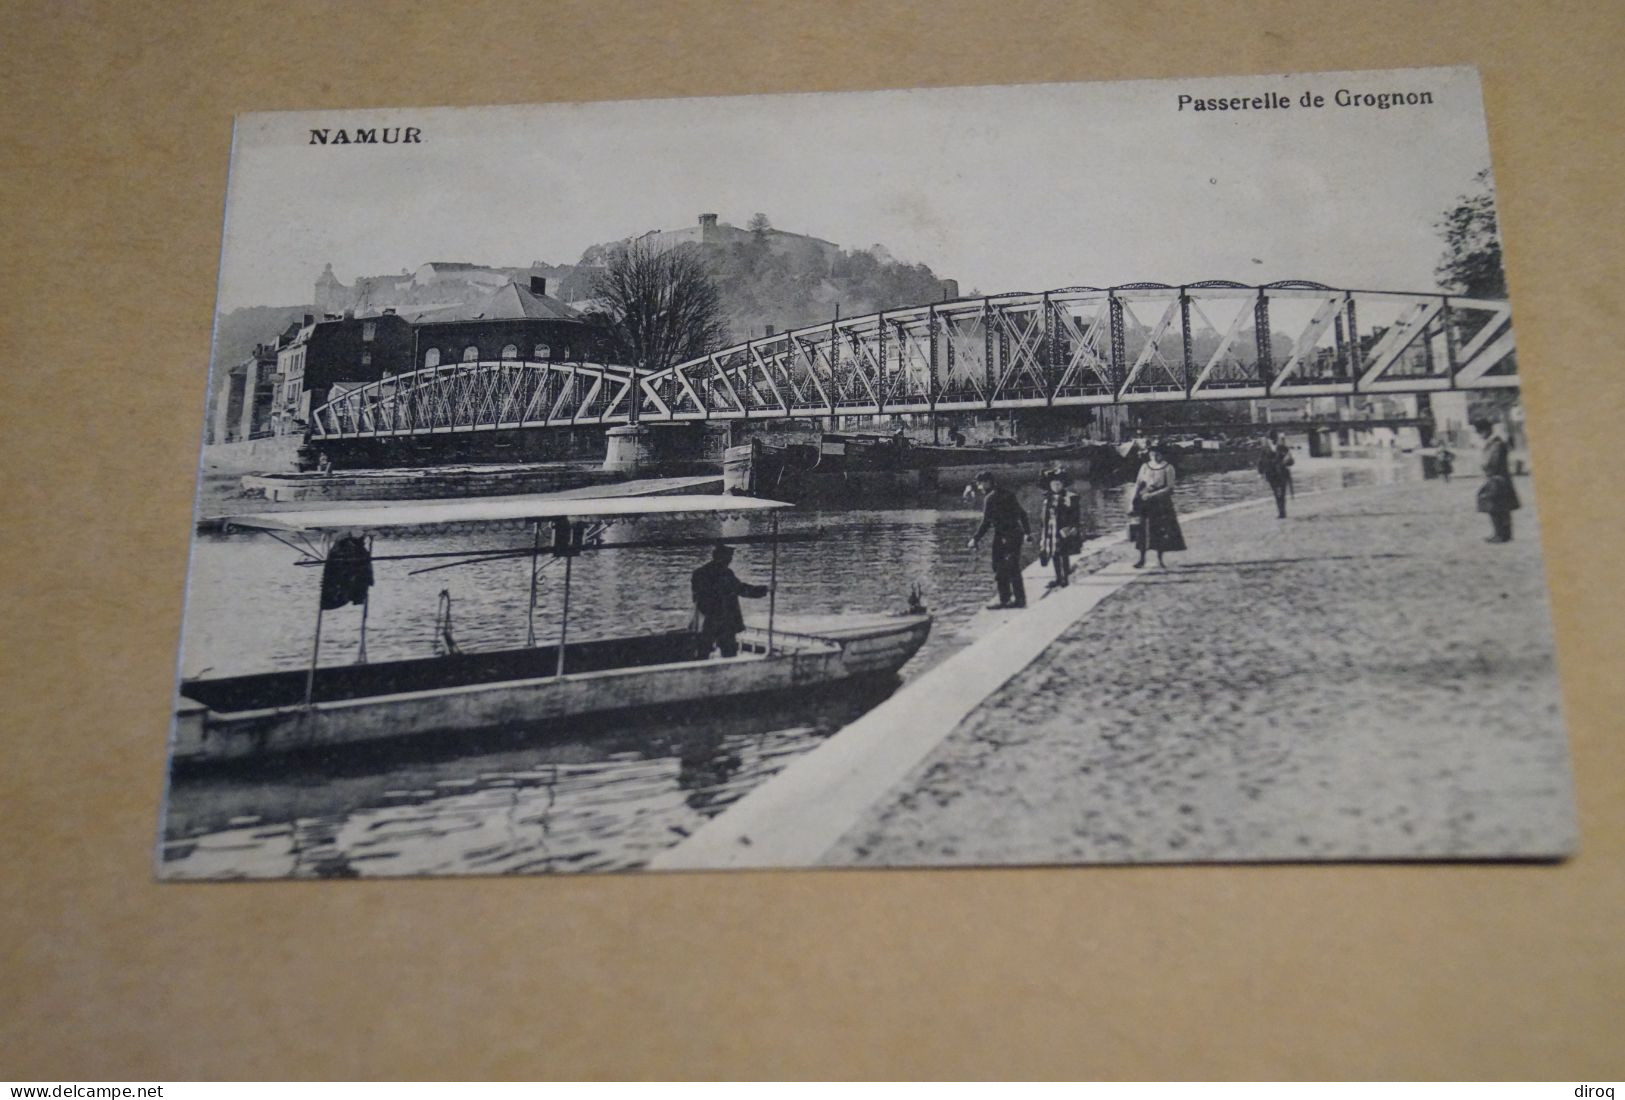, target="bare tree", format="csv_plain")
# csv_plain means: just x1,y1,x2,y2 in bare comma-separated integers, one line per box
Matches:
589,238,731,424
748,212,771,233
